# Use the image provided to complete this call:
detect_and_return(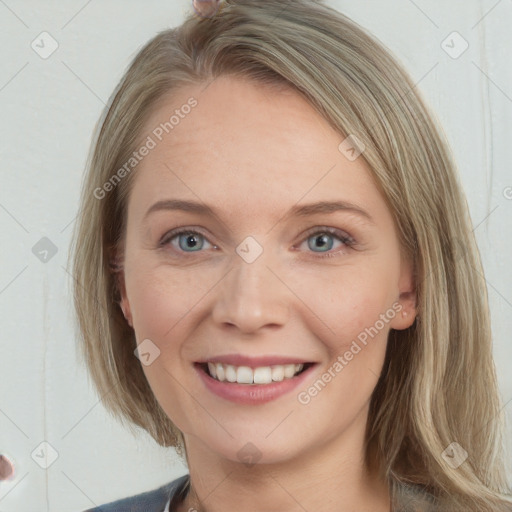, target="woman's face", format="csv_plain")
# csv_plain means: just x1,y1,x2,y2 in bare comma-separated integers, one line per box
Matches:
118,75,416,465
